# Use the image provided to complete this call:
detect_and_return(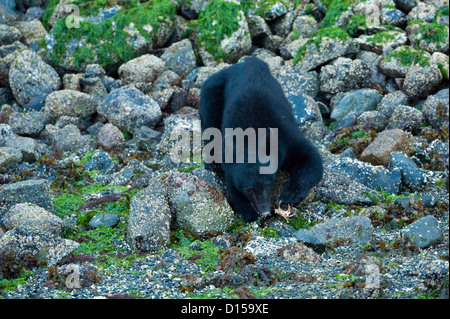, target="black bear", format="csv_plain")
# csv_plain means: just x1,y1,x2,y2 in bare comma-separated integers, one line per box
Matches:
199,57,323,222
